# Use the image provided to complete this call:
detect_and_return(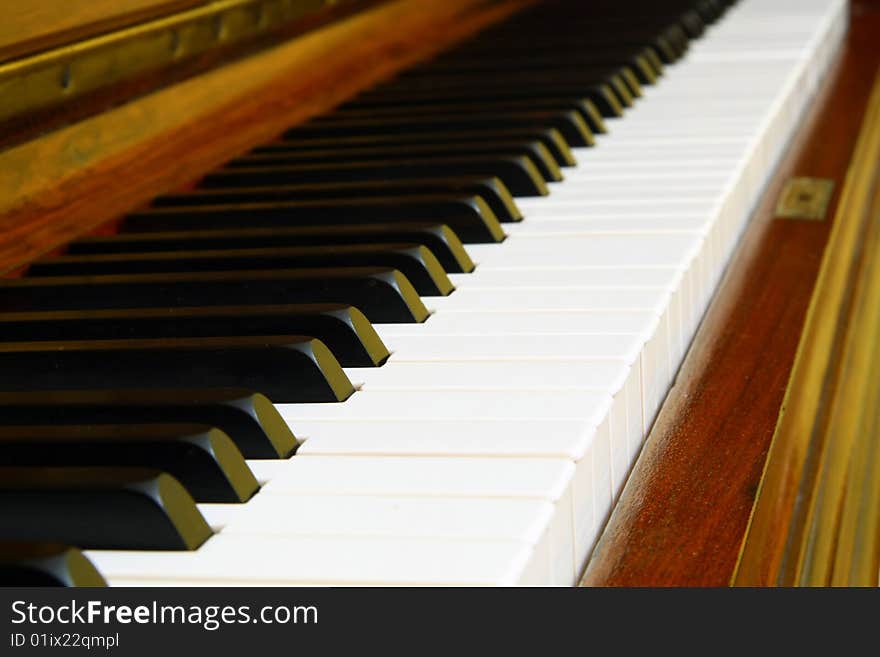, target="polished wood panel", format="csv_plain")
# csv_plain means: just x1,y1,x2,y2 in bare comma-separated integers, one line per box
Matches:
581,1,880,587
735,68,880,586
0,0,531,276
0,1,206,63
